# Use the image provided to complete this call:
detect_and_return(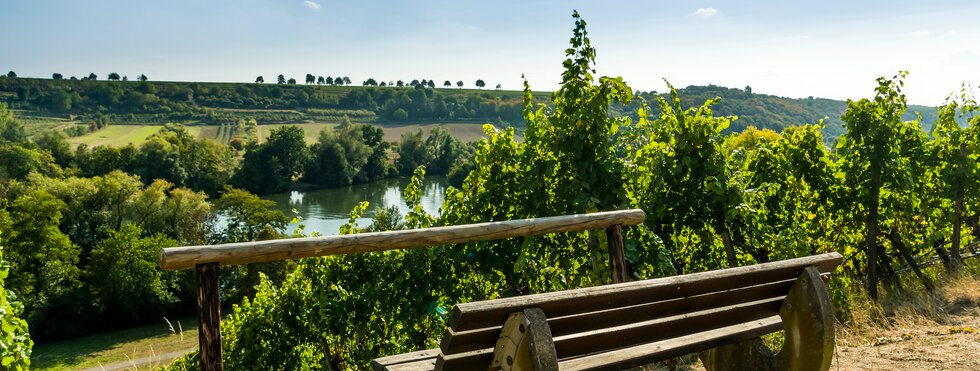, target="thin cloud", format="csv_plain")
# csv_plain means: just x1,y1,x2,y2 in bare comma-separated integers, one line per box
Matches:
910,30,930,37
694,7,718,17
303,1,321,10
